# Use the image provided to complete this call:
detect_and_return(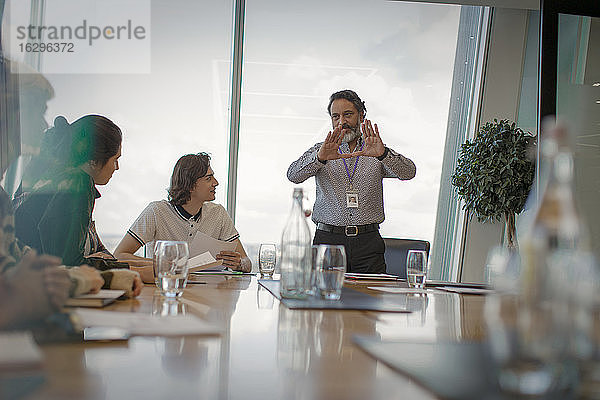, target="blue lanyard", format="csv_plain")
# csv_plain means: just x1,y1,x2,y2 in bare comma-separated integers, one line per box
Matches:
340,142,363,189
